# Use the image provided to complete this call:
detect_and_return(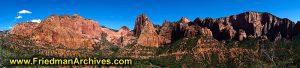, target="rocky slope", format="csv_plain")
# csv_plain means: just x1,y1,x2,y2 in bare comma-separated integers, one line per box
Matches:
294,21,300,35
